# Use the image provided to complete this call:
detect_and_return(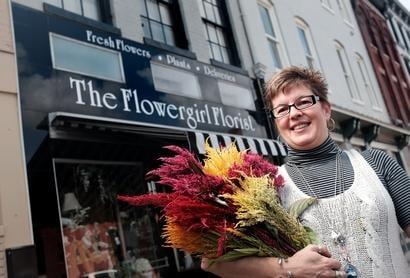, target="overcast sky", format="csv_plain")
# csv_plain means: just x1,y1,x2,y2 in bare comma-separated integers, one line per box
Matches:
398,0,410,11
